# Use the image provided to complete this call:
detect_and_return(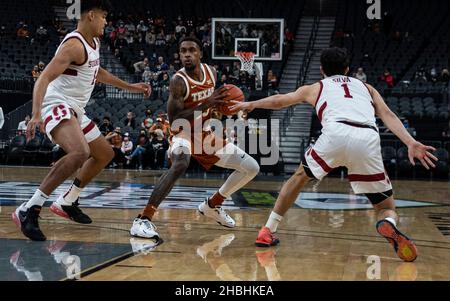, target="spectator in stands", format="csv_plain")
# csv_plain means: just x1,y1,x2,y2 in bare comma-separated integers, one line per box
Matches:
354,67,367,83
99,116,114,135
116,21,126,35
38,62,45,73
142,67,152,83
32,65,41,82
284,27,294,46
160,73,170,89
125,31,134,44
106,127,125,168
167,64,176,78
267,70,278,91
427,67,438,83
141,110,154,130
126,129,149,169
17,24,30,39
175,20,186,35
17,115,31,131
0,25,6,39
414,66,427,82
121,133,134,156
114,48,122,60
104,21,115,39
155,56,169,72
380,69,395,88
440,69,450,84
150,129,169,169
149,117,169,137
172,53,181,70
442,120,450,138
124,112,136,129
35,25,48,43
114,33,128,48
150,73,160,100
145,27,156,45
125,21,136,34
134,57,150,74
155,29,166,46
137,20,148,41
